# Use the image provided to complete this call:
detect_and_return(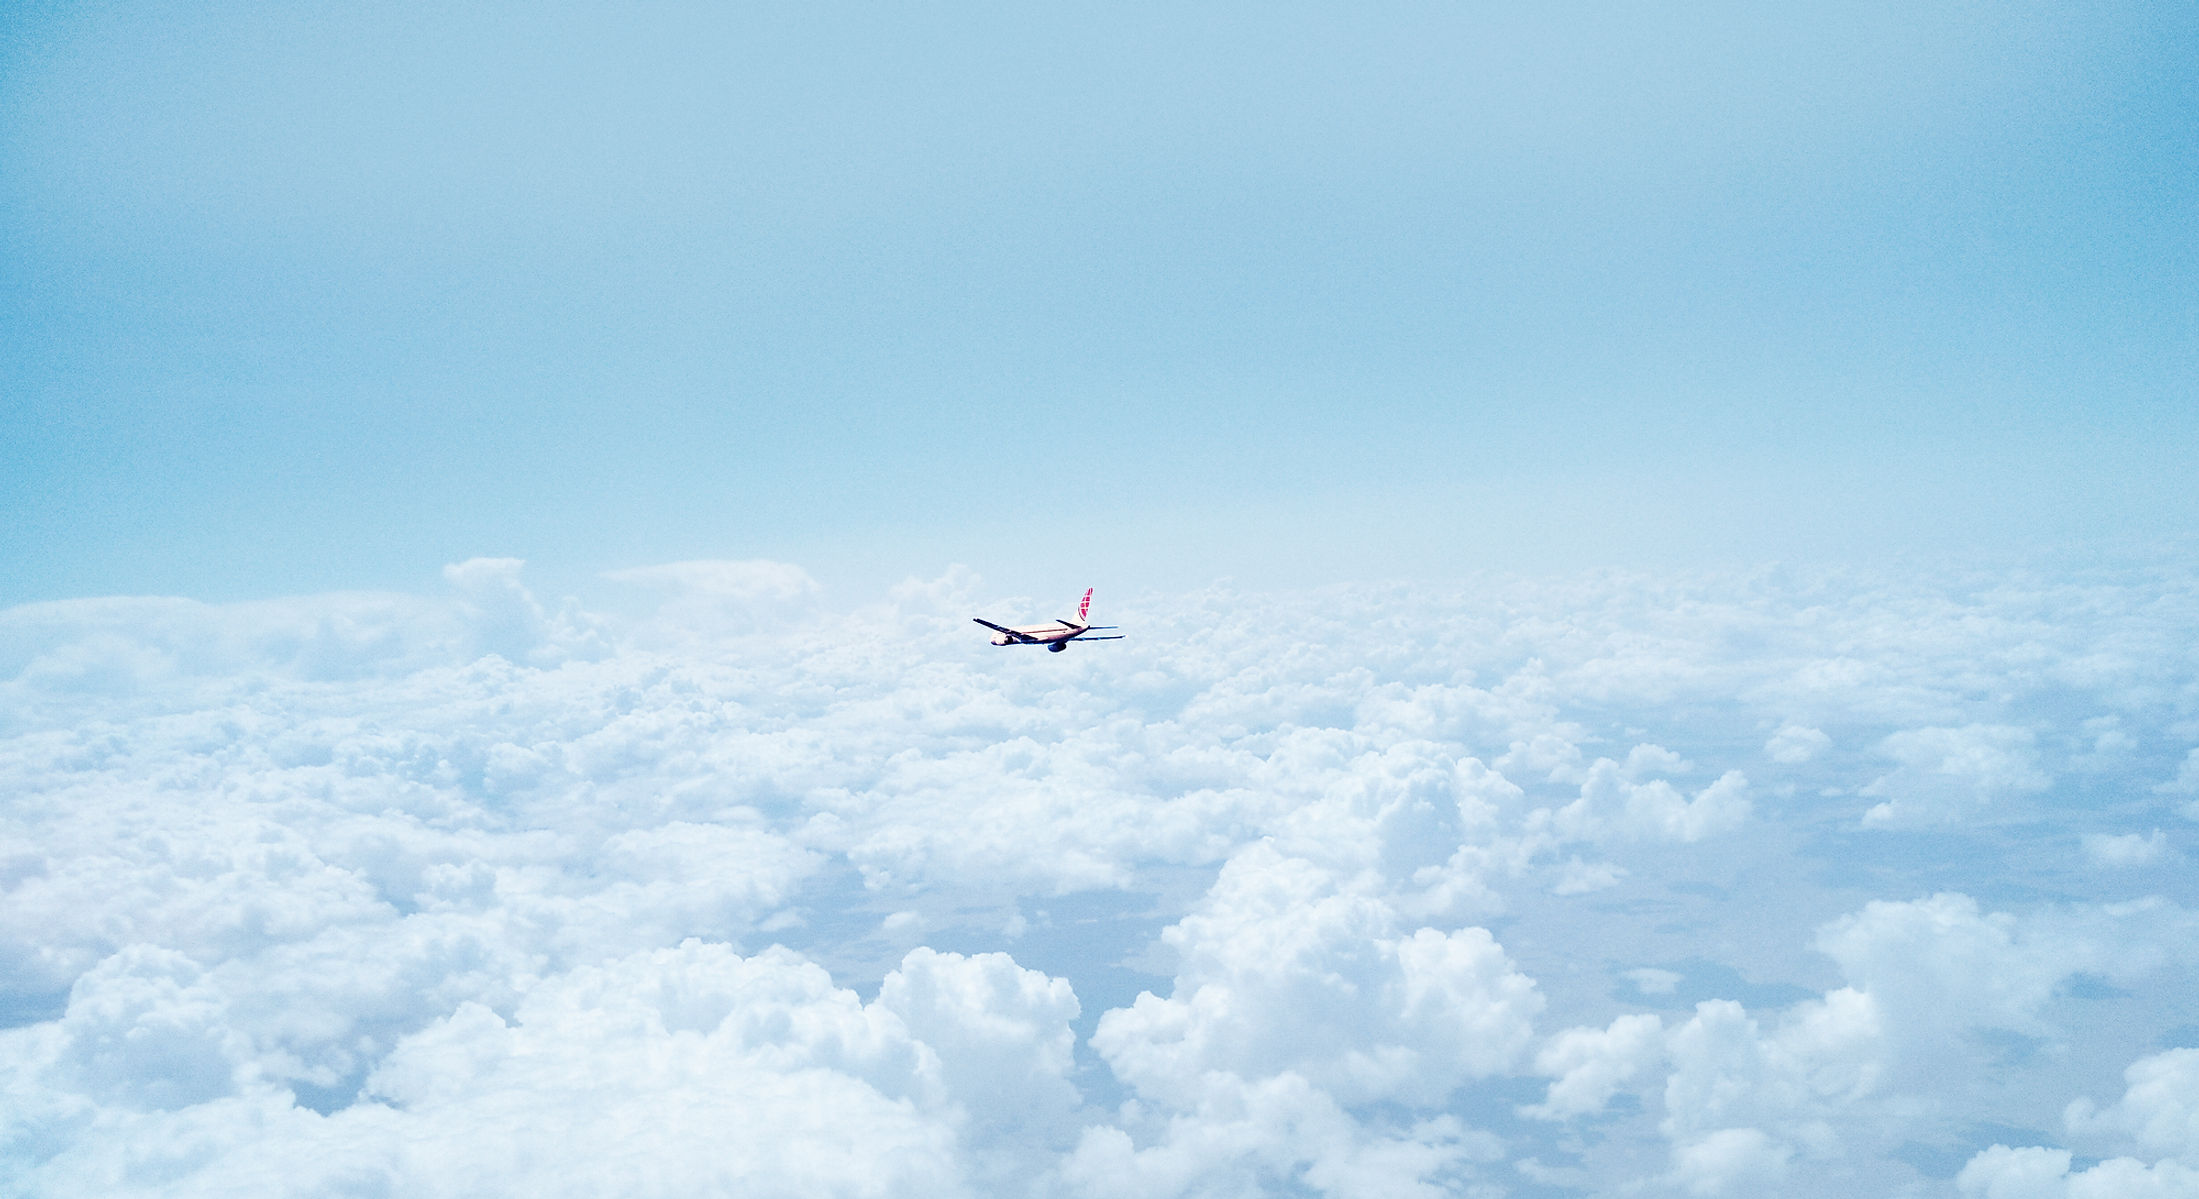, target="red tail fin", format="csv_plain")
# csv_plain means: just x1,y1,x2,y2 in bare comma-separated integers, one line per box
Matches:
1078,588,1093,623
